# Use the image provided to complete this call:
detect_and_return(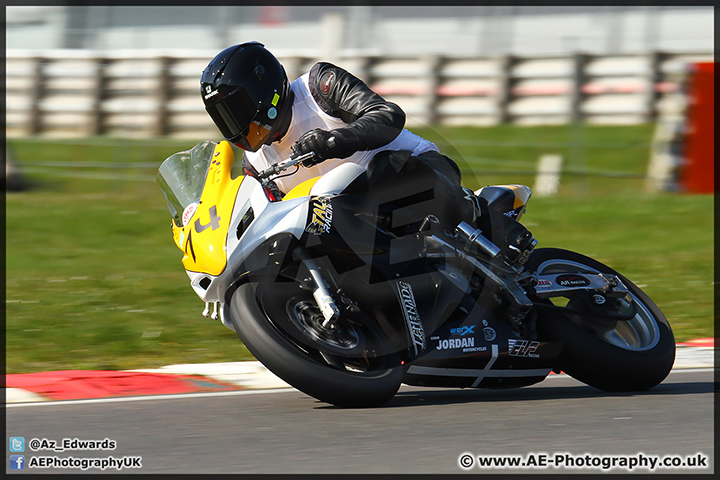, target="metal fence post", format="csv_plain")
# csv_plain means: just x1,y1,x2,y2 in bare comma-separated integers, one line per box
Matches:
643,50,663,122
570,52,588,123
496,54,515,124
423,54,442,126
87,57,109,136
154,56,172,137
28,57,47,136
